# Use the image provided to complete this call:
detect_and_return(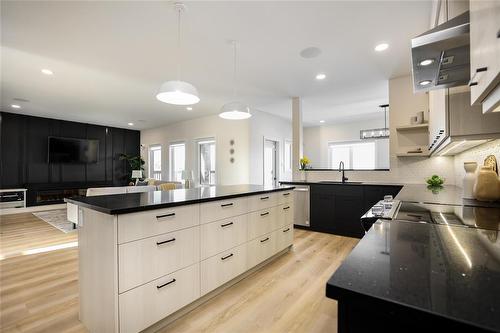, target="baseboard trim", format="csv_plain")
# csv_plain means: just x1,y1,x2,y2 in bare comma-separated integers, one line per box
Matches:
144,246,292,333
0,203,67,216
